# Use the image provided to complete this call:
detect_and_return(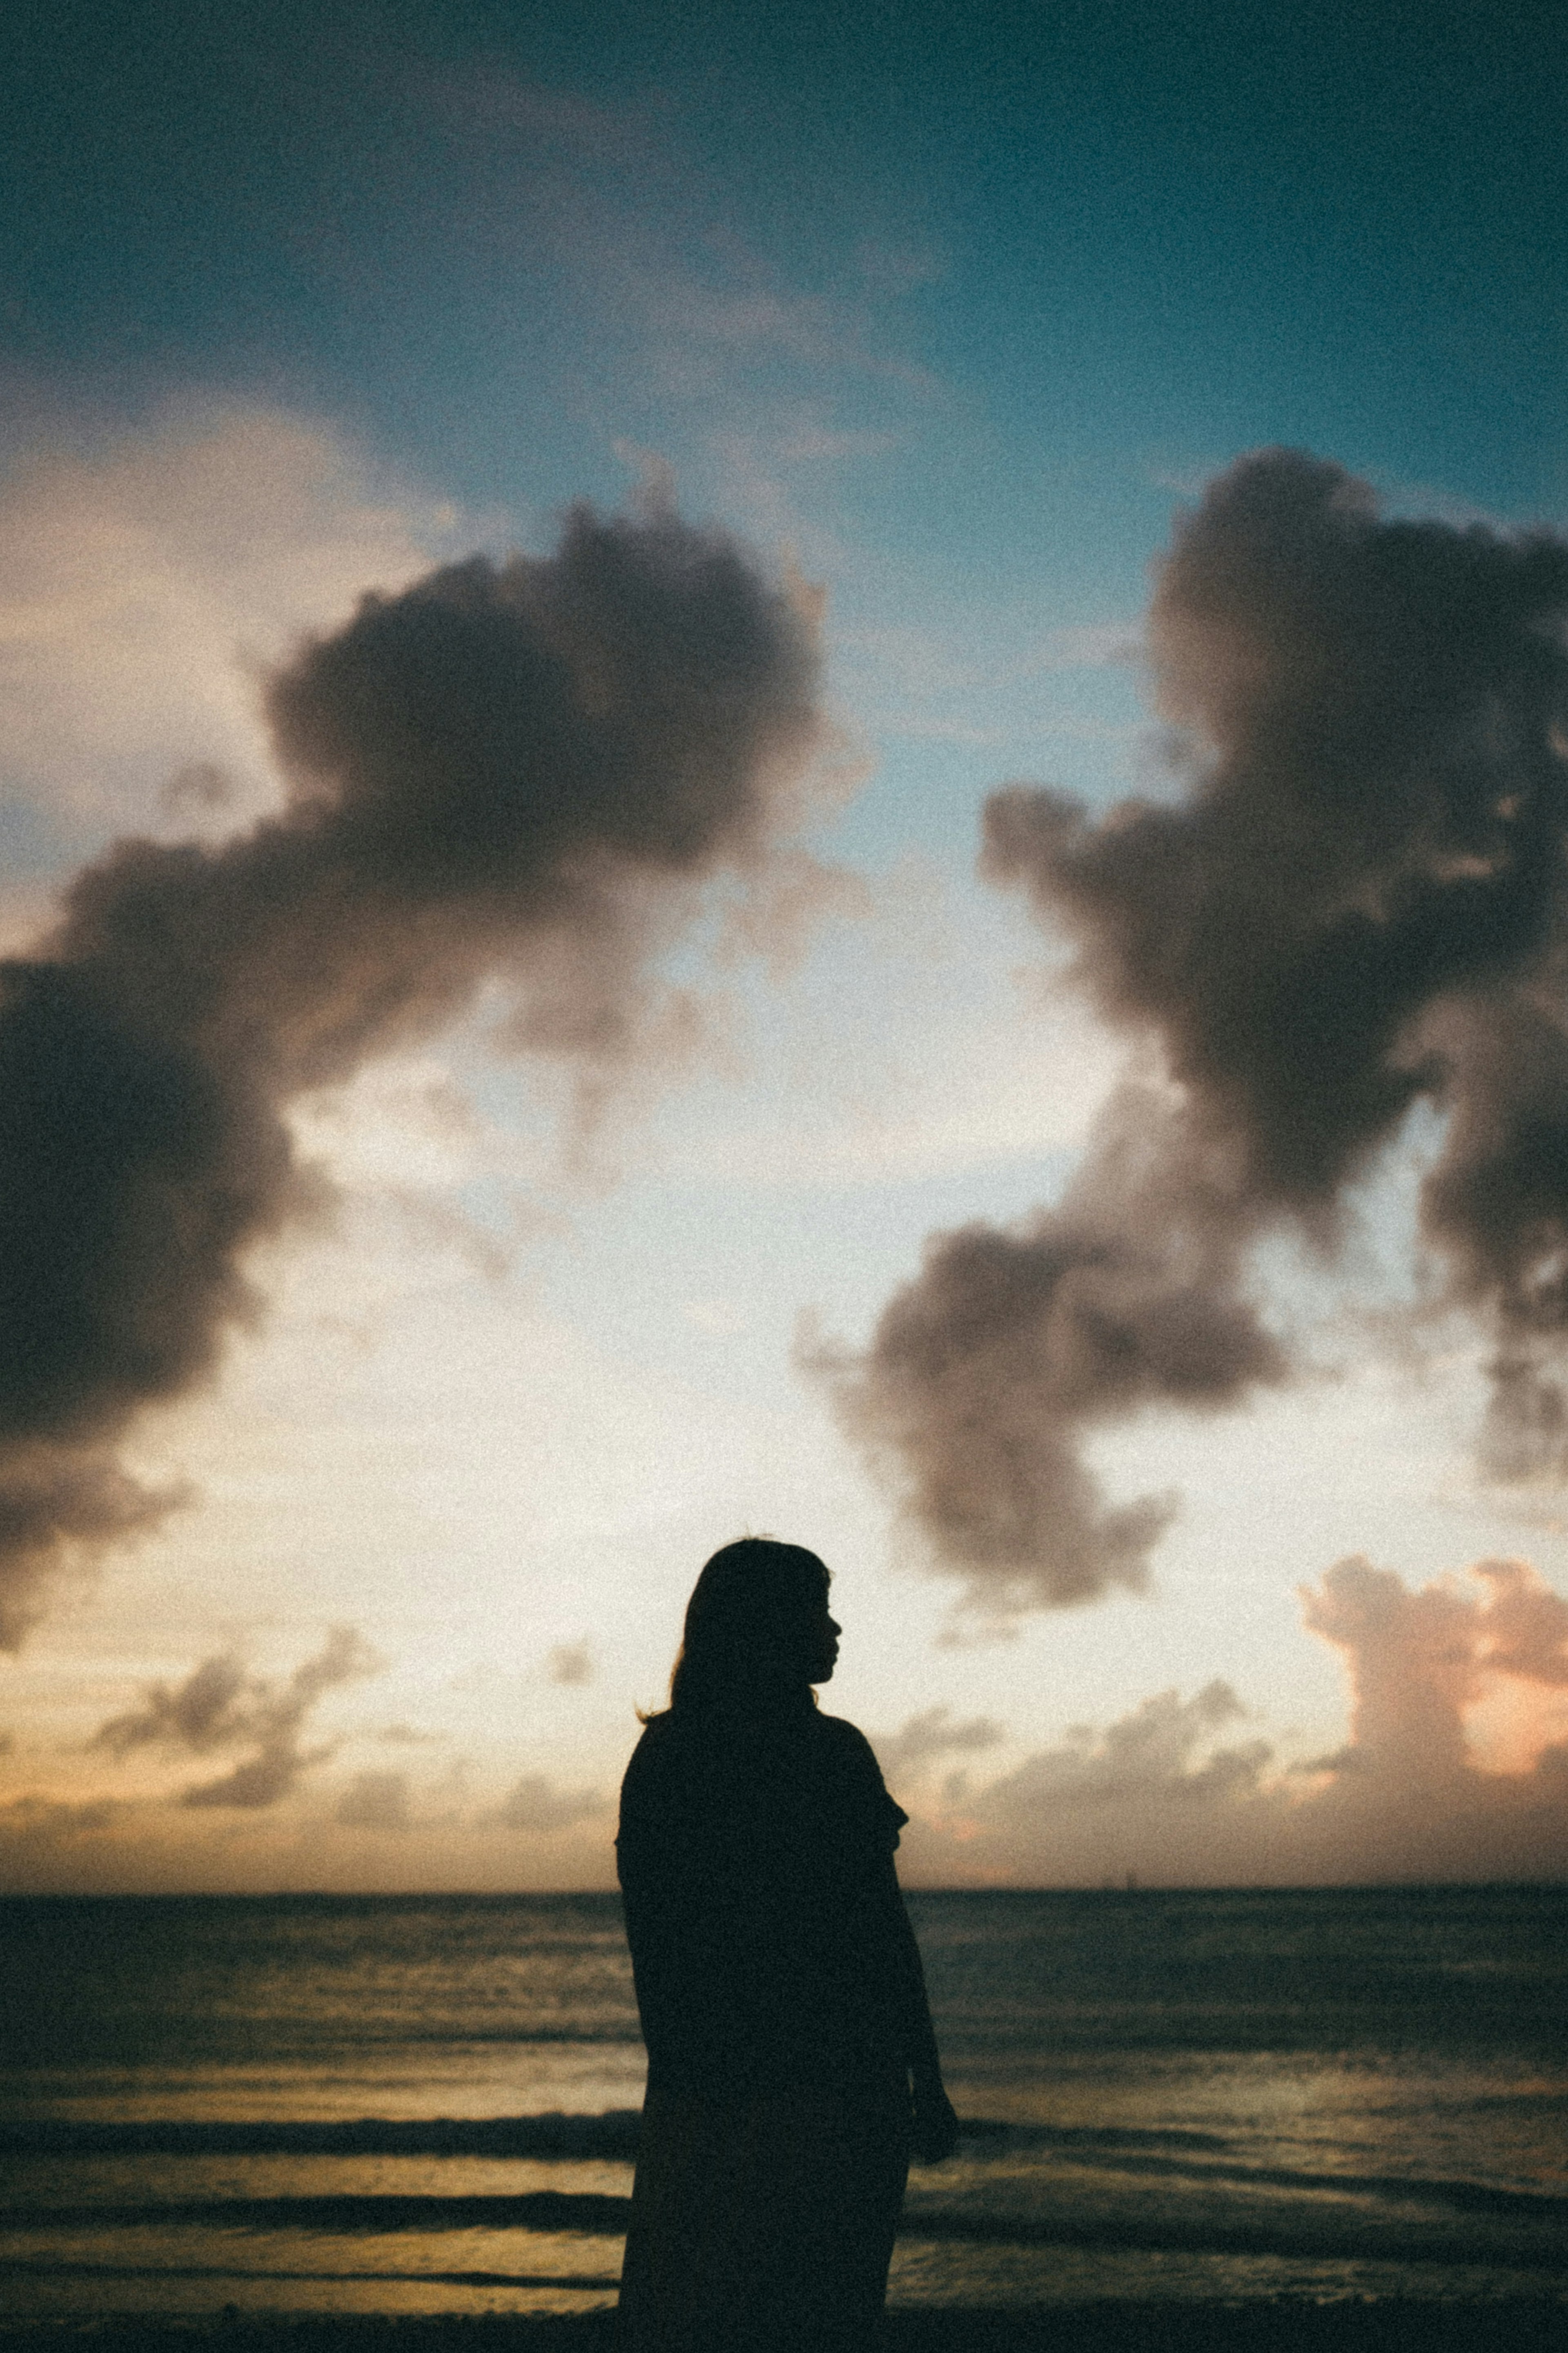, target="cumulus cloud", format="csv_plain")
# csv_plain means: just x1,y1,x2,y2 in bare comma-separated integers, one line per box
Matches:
988,1679,1260,1807
1303,1554,1568,1780
823,448,1568,1613
941,1681,1272,1873
0,488,826,1643
92,1624,379,1810
897,1557,1568,1887
872,1705,1004,1799
808,1082,1286,1612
